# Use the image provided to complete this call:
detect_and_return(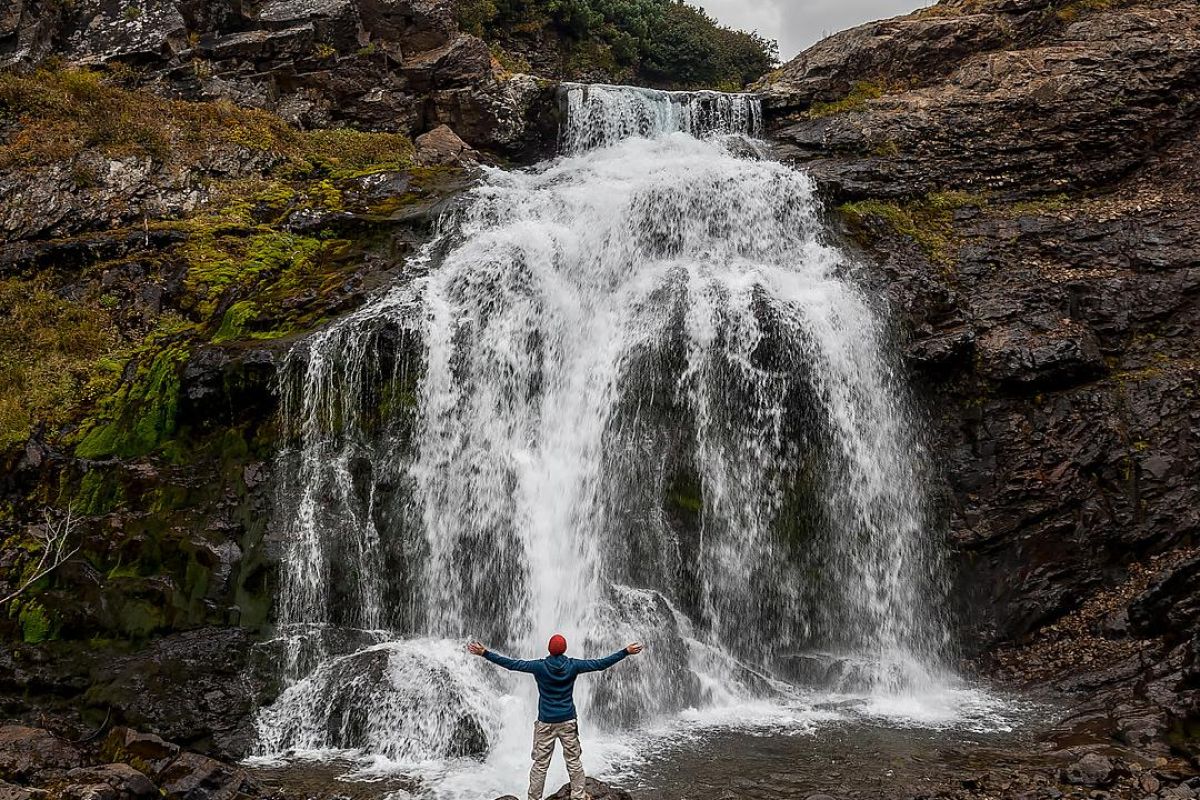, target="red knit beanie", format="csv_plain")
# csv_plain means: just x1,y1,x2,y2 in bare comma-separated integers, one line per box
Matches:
548,634,567,656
